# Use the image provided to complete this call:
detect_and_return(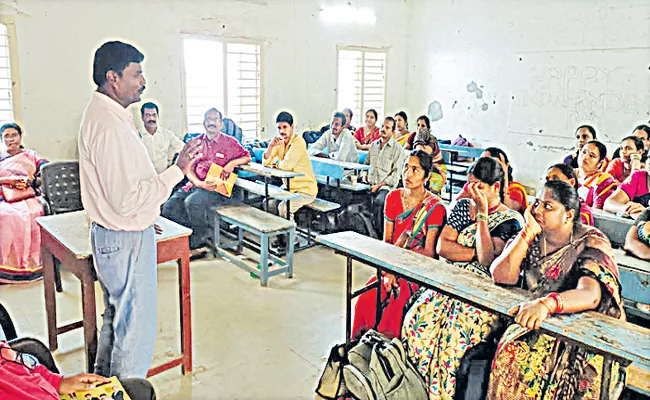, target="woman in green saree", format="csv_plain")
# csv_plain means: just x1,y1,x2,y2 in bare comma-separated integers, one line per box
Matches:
401,157,524,399
488,180,625,400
